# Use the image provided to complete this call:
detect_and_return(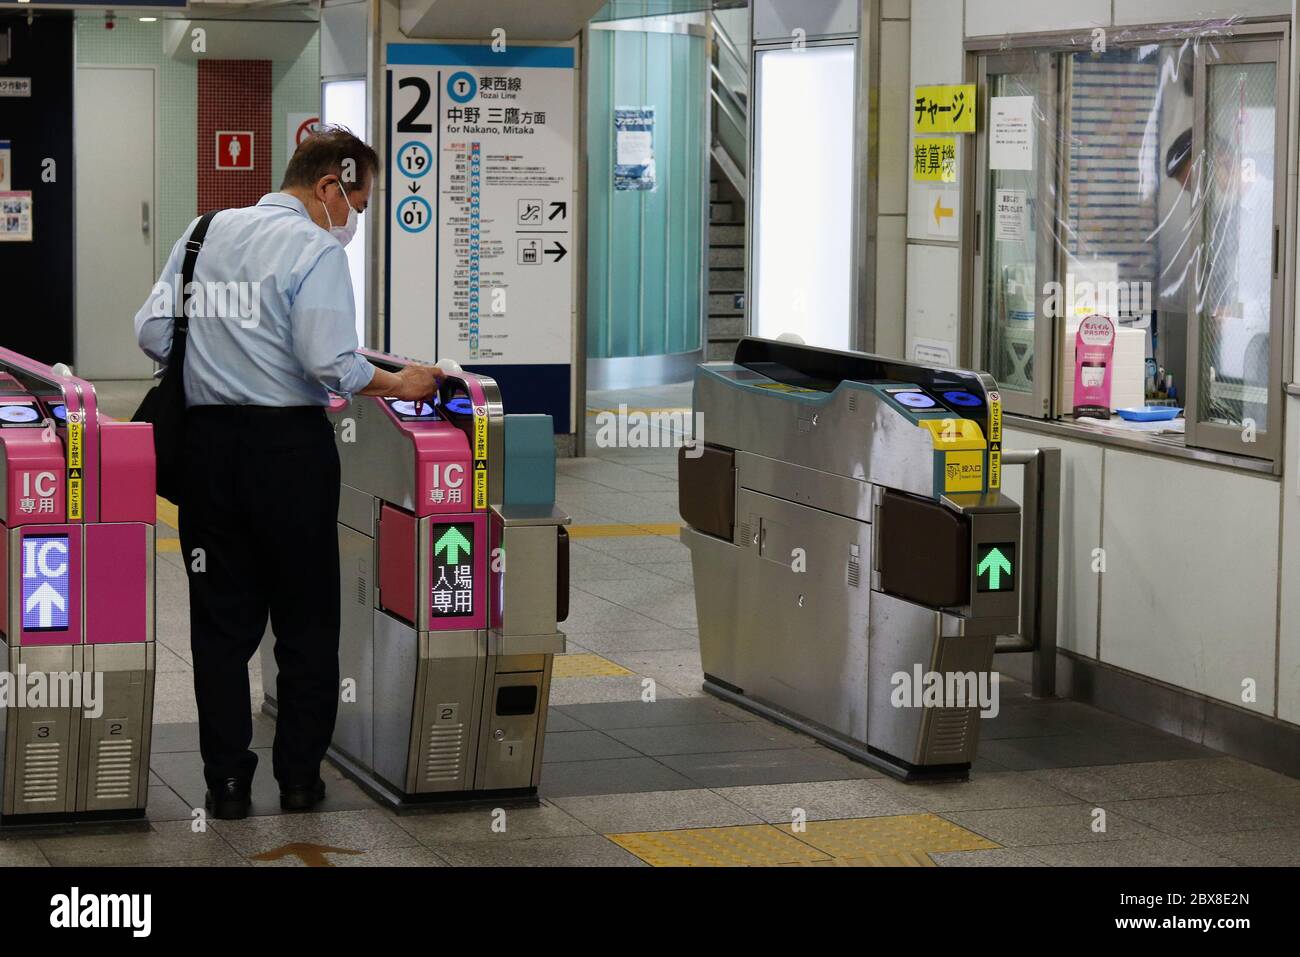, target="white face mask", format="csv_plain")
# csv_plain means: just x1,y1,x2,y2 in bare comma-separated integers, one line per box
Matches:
323,182,360,247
